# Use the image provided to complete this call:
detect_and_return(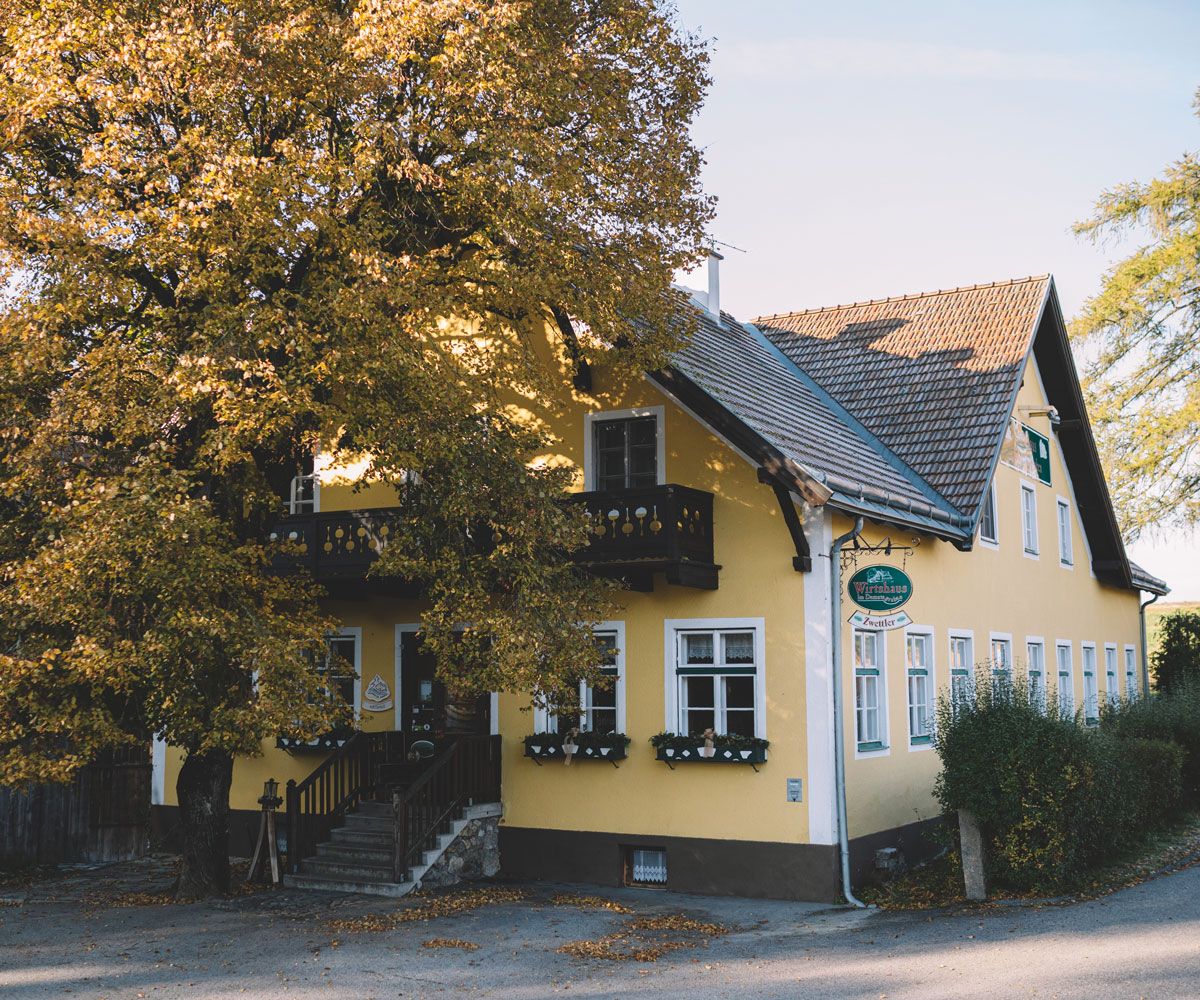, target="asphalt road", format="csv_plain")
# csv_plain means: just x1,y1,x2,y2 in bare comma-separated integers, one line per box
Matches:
2,856,1198,999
